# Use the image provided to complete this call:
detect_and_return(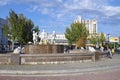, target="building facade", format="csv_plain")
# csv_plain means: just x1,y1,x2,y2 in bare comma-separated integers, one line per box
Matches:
53,34,68,45
47,32,68,45
0,18,8,45
74,16,98,34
